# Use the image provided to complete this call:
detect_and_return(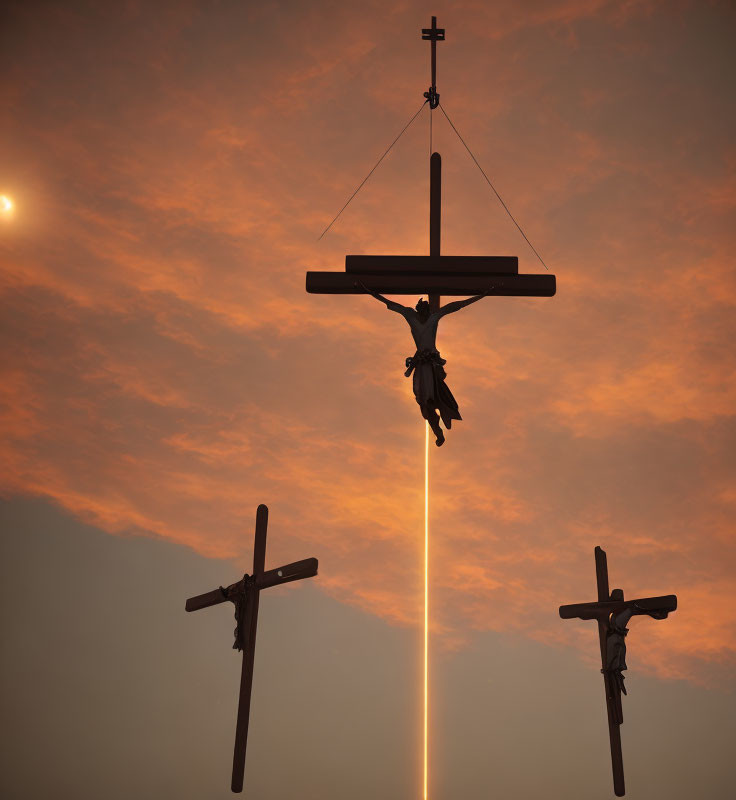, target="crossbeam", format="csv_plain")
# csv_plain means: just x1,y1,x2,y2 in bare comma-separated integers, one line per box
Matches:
305,272,555,296
185,505,318,793
559,546,677,797
185,558,319,611
559,594,677,621
344,255,519,274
